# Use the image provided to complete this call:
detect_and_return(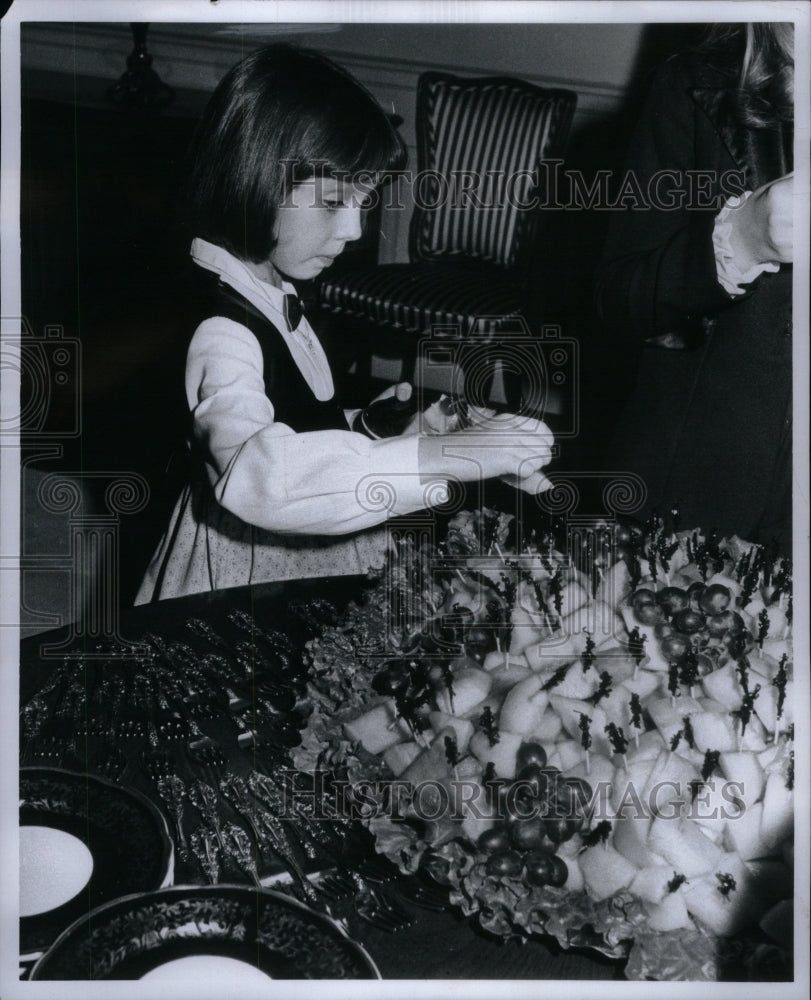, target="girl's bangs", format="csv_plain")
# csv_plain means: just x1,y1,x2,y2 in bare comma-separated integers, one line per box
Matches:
294,118,406,188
